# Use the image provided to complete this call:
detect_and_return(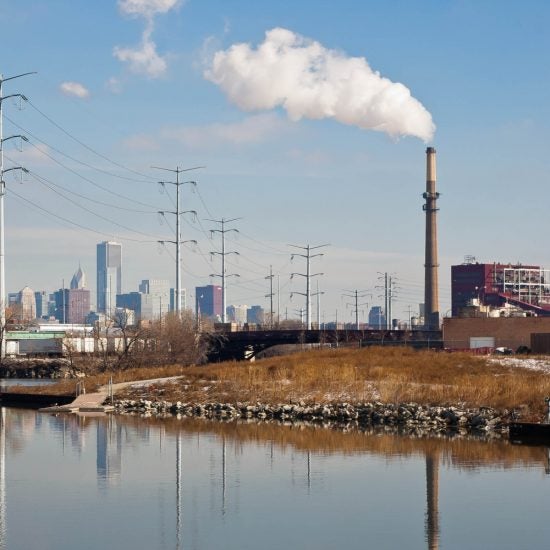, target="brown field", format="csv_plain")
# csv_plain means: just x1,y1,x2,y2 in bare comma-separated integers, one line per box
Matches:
12,347,550,418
